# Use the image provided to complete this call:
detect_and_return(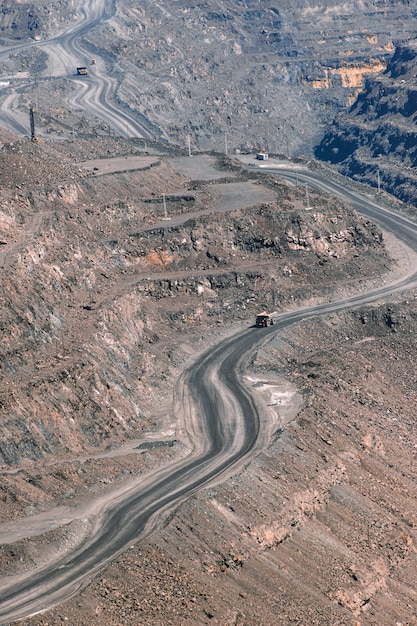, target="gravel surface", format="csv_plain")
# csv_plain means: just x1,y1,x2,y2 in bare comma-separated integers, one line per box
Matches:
0,129,415,624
